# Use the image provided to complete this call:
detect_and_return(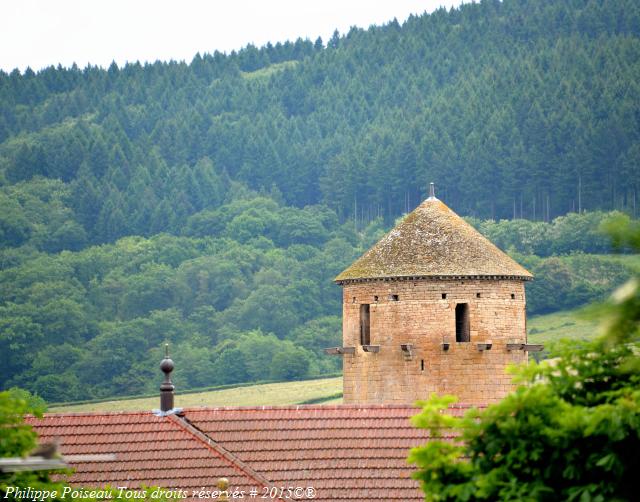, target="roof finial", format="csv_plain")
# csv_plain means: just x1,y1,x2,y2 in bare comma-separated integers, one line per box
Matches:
428,182,437,200
159,343,175,412
216,479,229,501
